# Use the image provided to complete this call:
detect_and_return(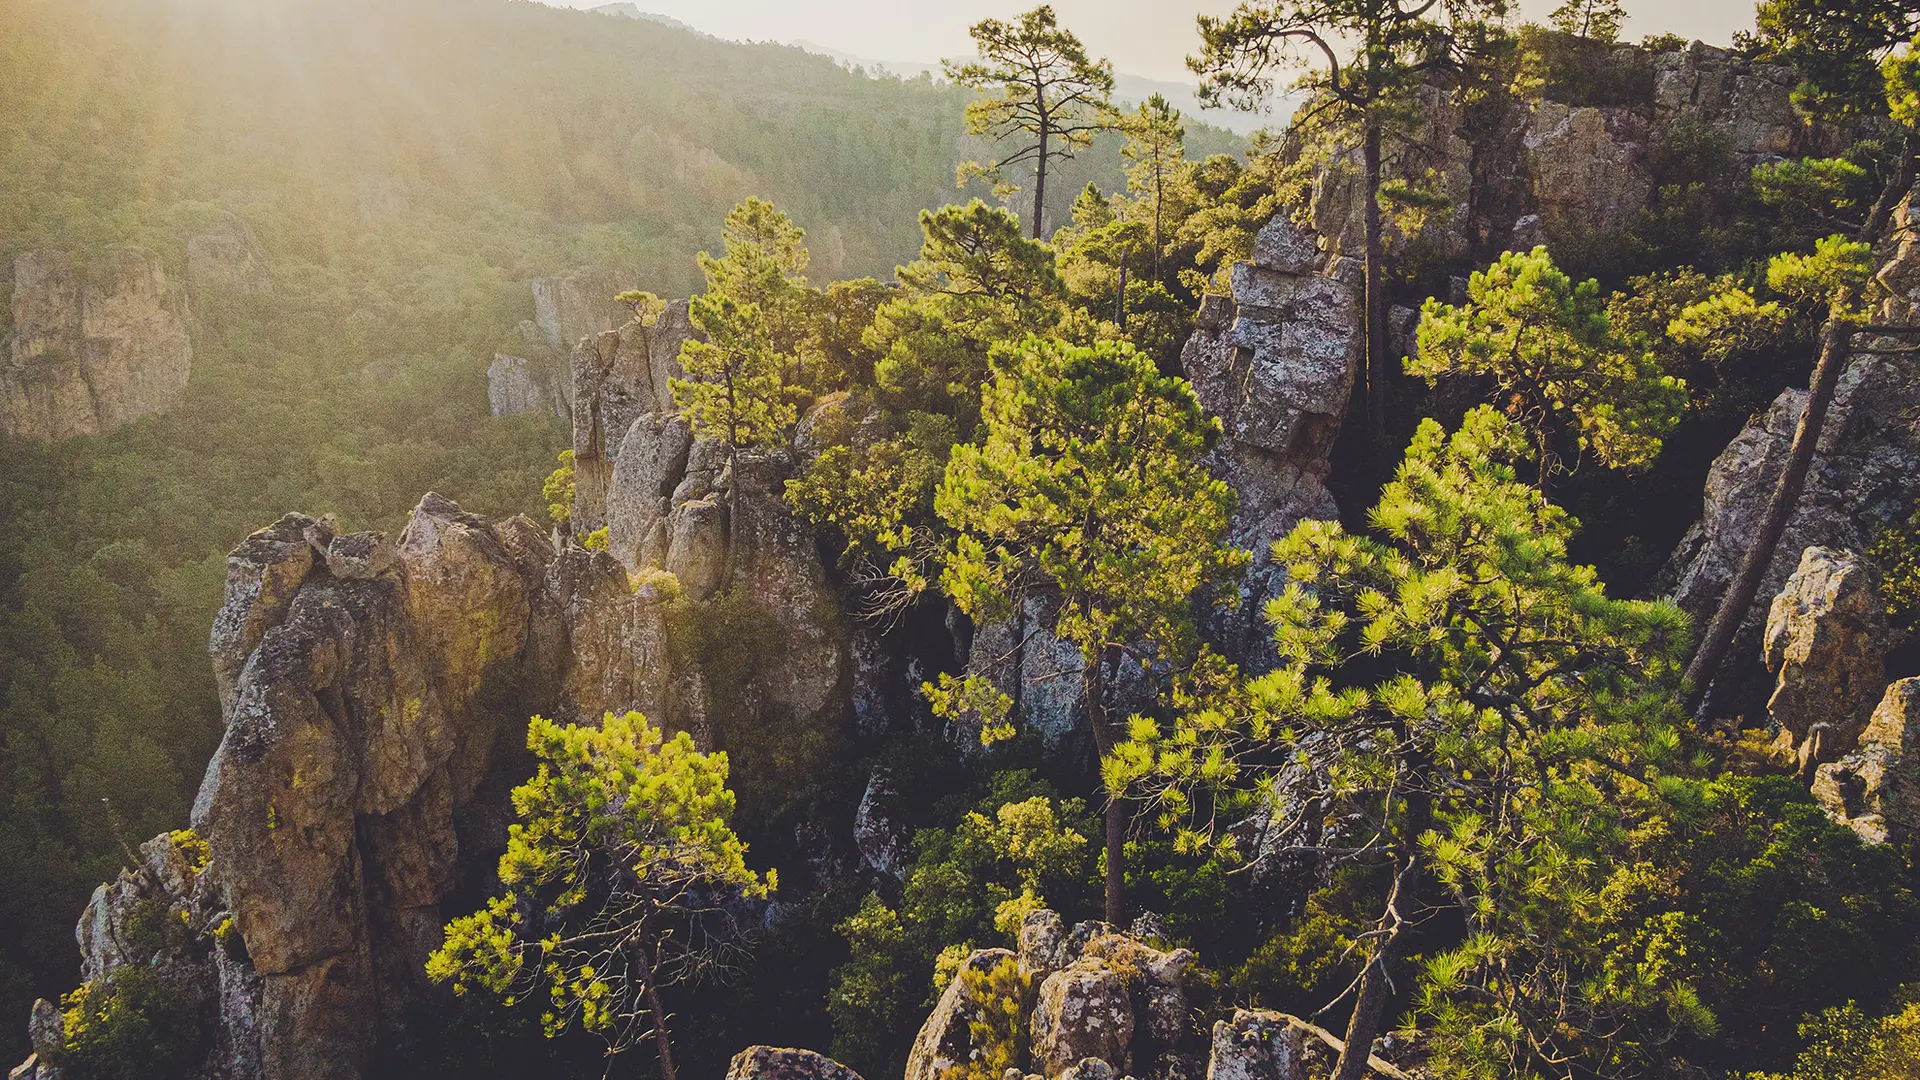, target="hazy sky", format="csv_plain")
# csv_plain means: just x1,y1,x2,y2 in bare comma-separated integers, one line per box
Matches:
545,0,1758,83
